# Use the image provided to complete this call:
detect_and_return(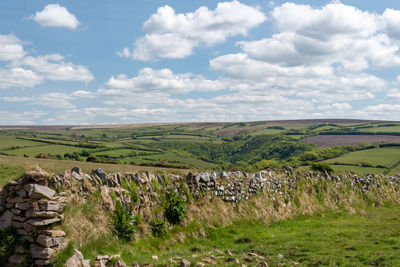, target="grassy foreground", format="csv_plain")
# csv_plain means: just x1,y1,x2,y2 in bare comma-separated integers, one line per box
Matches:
59,204,400,266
